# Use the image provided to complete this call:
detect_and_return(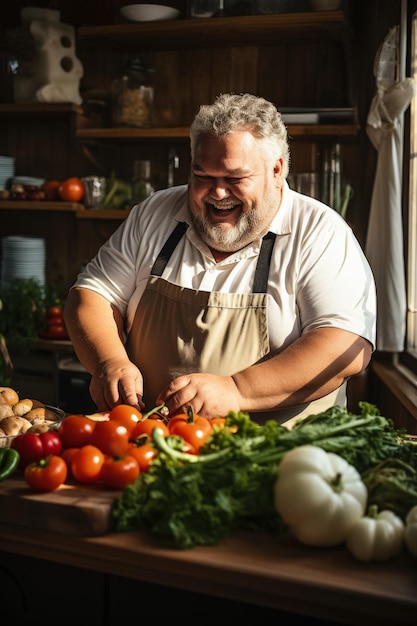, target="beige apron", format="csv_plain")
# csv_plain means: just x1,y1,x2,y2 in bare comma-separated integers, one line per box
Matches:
126,222,346,427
